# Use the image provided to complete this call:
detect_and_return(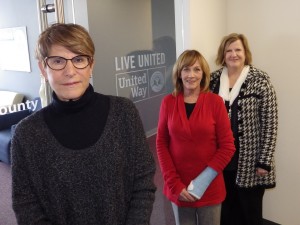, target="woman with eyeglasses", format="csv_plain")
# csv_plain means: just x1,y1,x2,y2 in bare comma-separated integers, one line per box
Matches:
11,23,156,225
